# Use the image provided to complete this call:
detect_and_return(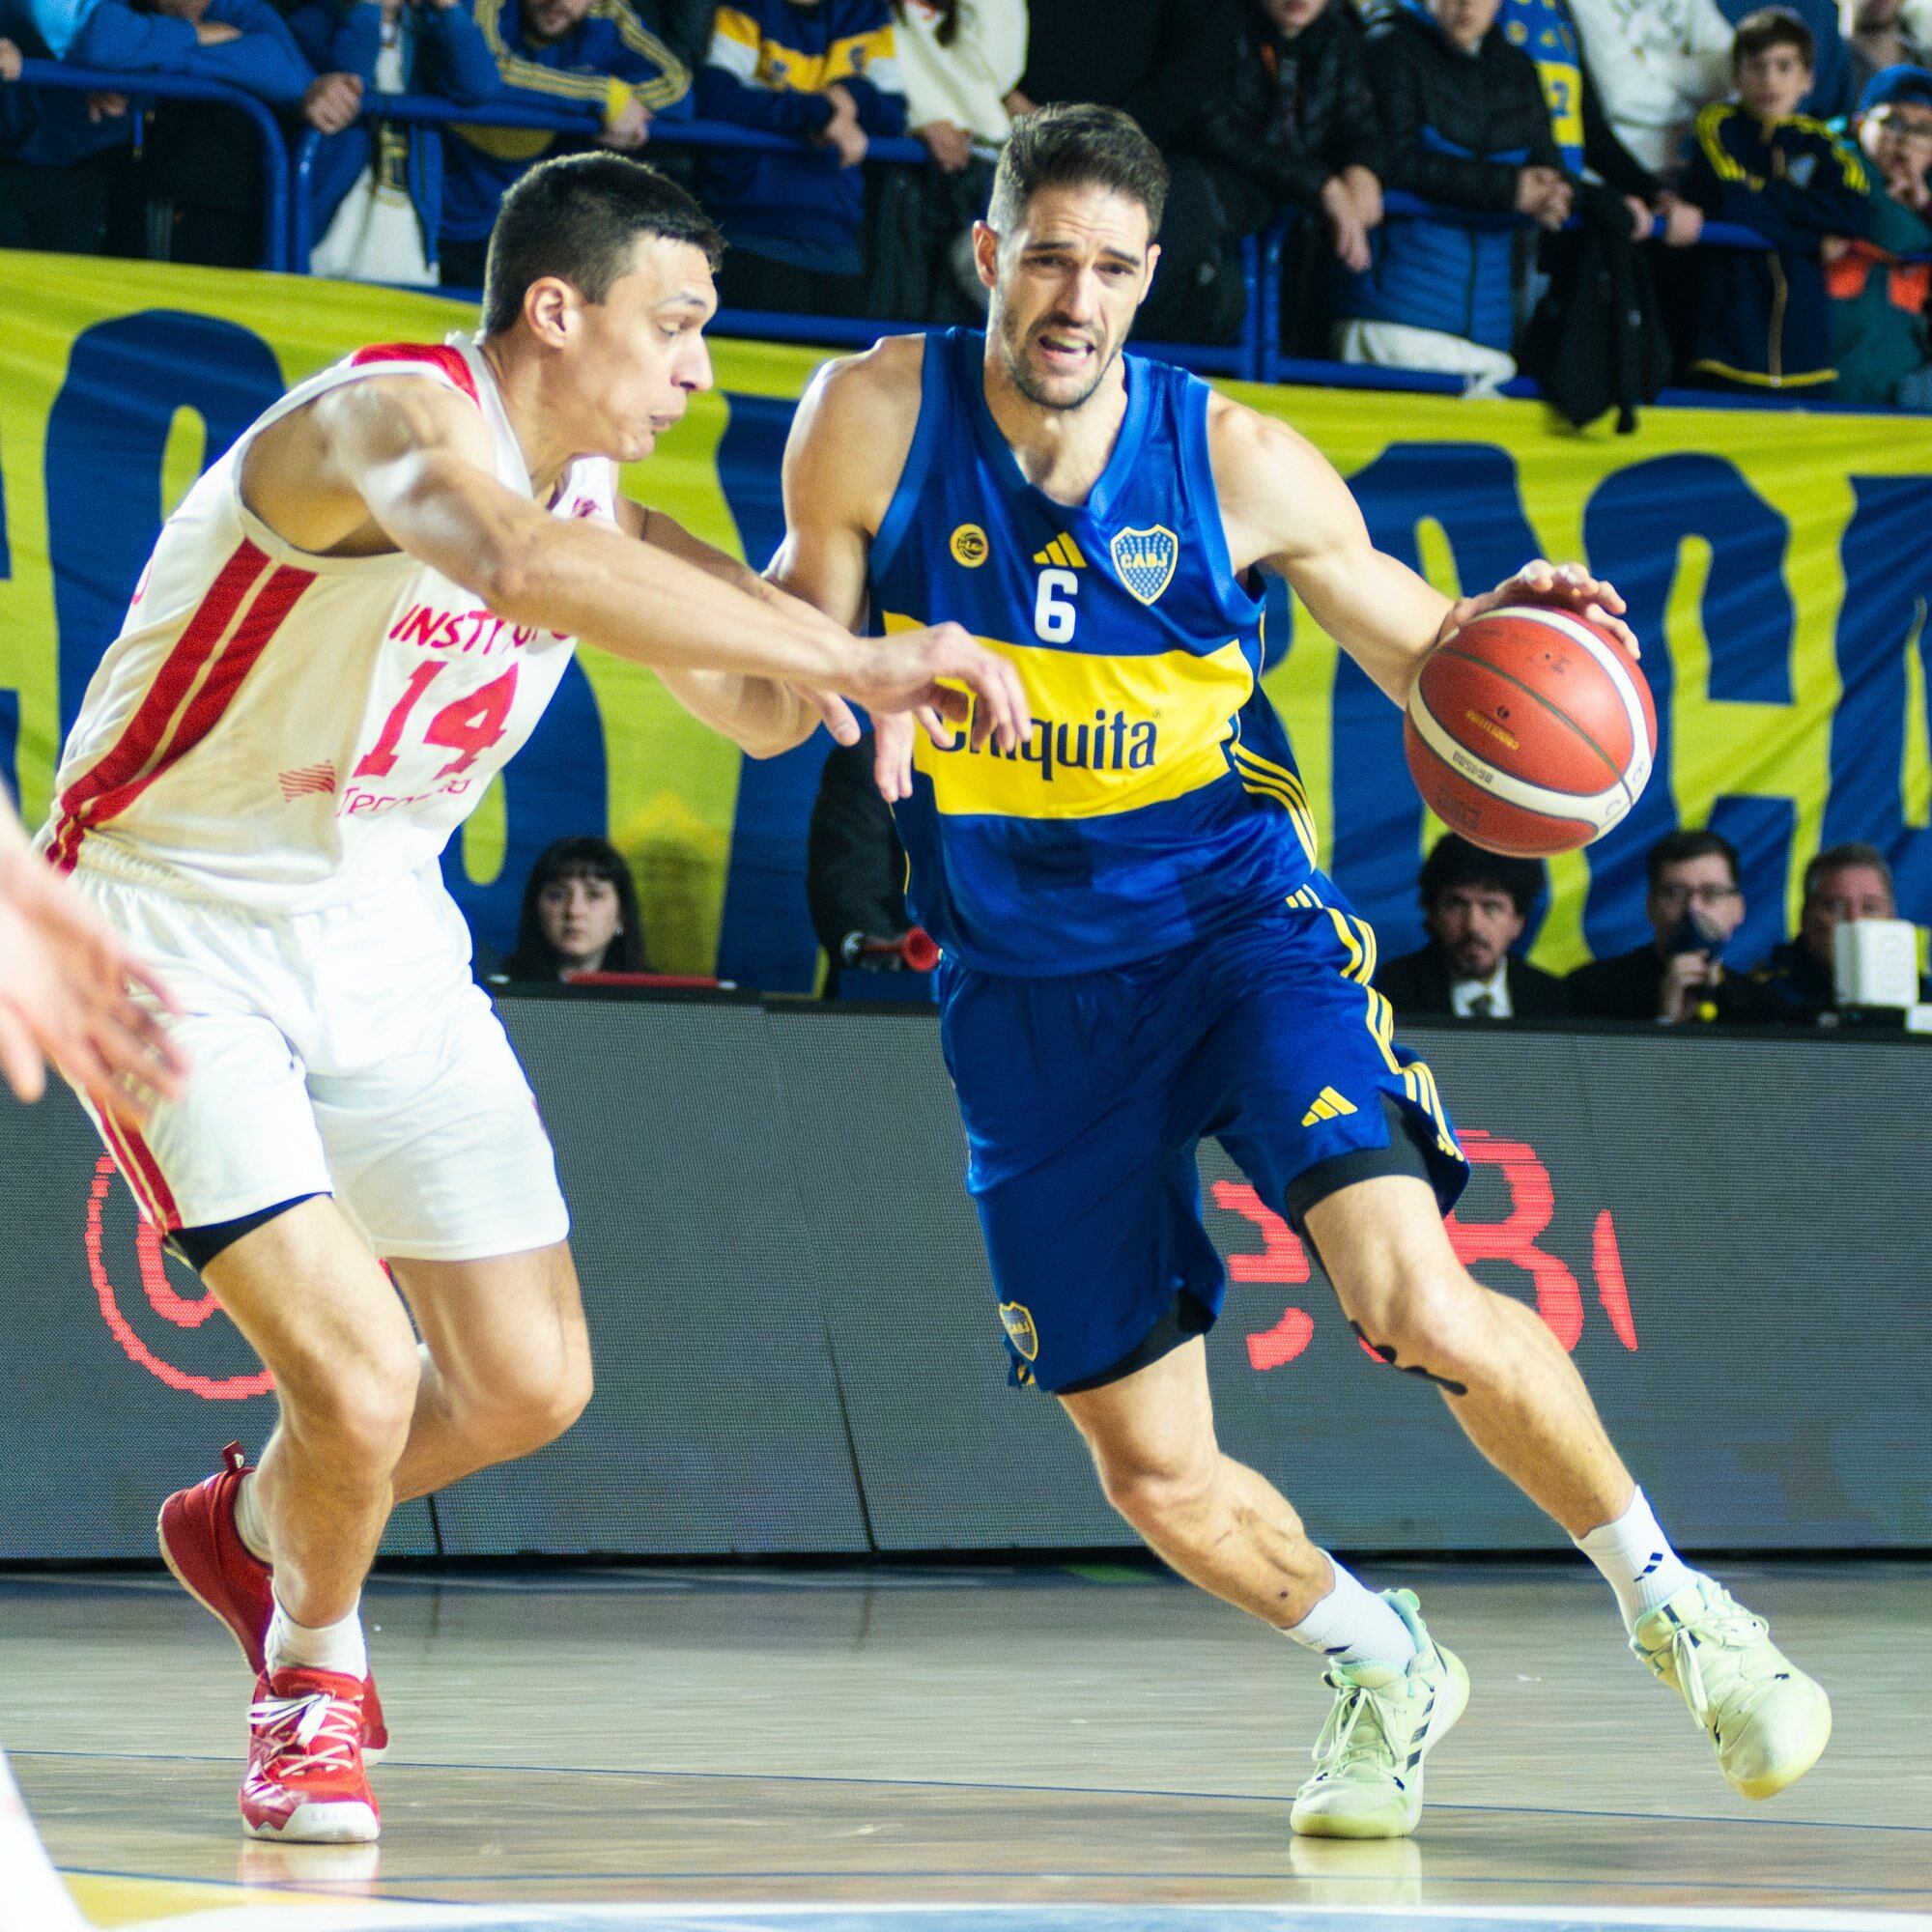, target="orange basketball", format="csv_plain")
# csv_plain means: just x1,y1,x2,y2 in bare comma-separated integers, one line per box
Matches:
1405,605,1657,859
